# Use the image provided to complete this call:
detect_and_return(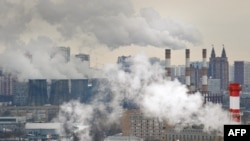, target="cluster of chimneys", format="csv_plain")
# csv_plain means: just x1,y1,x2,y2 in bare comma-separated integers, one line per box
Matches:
165,49,208,92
